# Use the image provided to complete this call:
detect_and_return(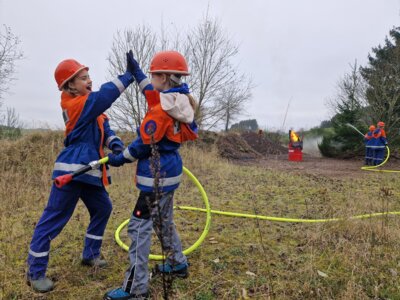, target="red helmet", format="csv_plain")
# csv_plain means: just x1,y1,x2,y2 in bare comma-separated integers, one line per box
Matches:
369,125,376,131
149,51,189,75
377,121,385,127
55,59,89,90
